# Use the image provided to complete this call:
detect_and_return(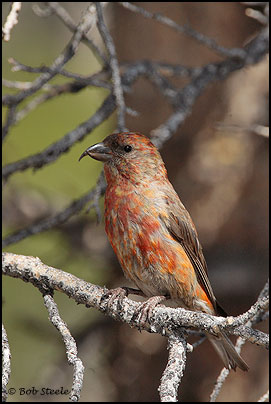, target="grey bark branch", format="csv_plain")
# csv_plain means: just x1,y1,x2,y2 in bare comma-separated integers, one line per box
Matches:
2,2,22,42
2,252,268,348
118,2,246,59
95,2,127,131
44,2,107,66
159,330,187,402
2,324,11,403
43,294,84,402
2,180,106,247
2,3,269,401
2,3,96,107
